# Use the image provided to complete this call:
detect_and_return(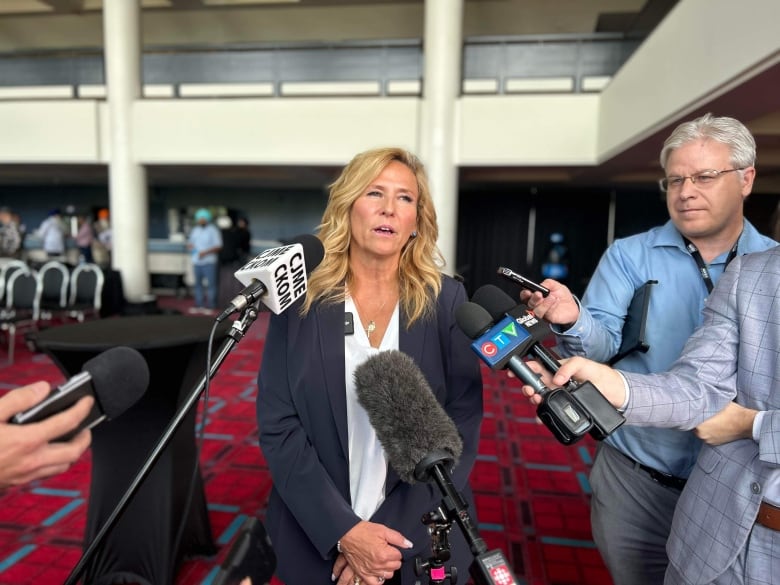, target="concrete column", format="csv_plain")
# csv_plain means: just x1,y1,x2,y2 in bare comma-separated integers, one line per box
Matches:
419,0,463,276
103,0,149,302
